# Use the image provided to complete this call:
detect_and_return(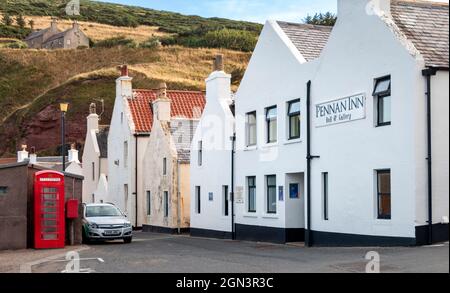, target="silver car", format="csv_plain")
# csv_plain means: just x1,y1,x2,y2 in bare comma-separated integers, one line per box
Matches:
82,203,133,244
